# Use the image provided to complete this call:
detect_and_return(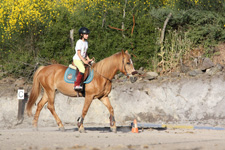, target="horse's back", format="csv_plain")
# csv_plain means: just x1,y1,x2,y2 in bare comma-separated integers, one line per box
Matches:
41,64,79,96
42,64,67,71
